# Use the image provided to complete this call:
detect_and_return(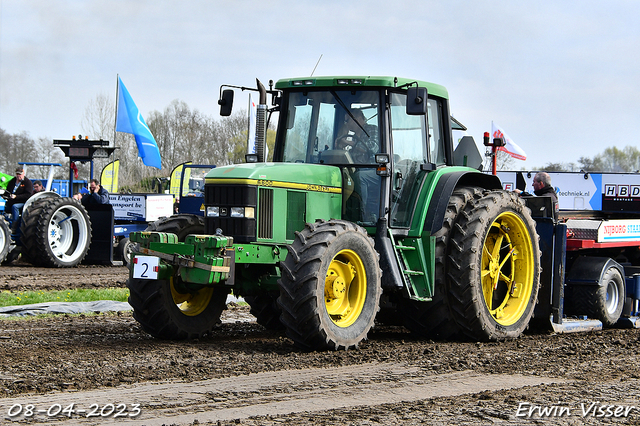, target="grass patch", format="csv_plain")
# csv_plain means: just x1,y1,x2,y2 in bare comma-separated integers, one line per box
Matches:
0,288,129,307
